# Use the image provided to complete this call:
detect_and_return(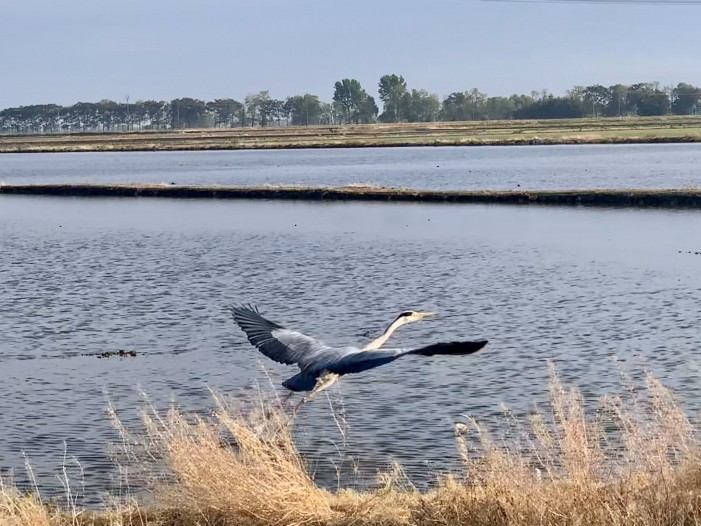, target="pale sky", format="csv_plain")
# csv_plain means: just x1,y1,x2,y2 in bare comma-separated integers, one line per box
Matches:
2,0,700,109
